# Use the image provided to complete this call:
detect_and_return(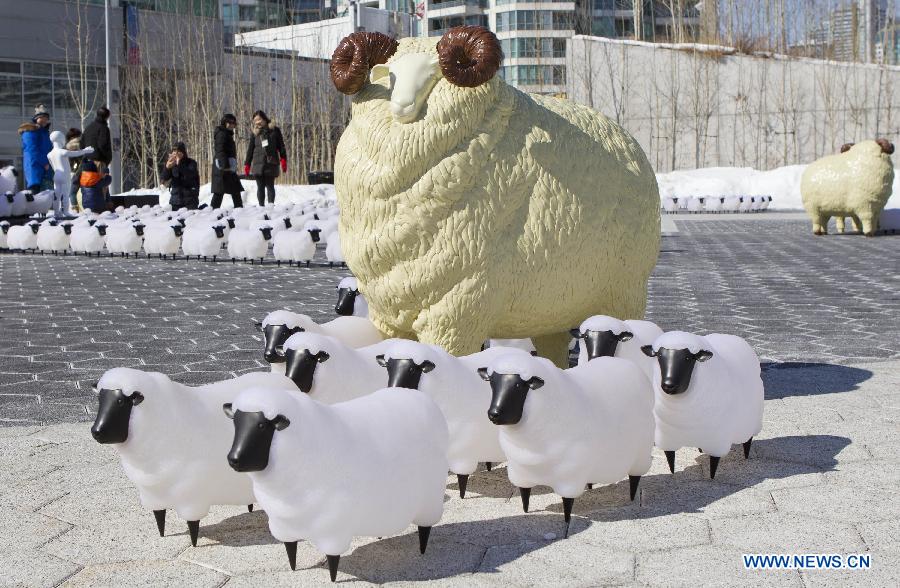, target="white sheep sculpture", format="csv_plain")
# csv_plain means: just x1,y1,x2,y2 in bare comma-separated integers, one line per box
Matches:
142,221,183,258
480,352,654,535
224,386,449,582
801,139,895,236
6,221,40,250
258,309,383,367
36,220,73,253
641,331,764,479
572,315,663,381
332,27,660,367
335,276,369,317
181,223,227,259
375,340,528,497
90,367,299,545
280,332,391,401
